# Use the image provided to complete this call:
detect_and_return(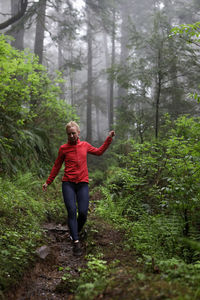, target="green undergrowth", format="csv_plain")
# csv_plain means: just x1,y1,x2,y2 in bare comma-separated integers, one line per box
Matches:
88,116,200,296
57,254,112,300
0,173,66,292
75,253,110,300
56,214,197,300
94,185,200,296
56,220,120,300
